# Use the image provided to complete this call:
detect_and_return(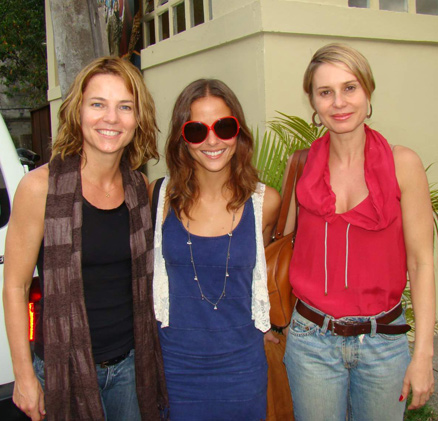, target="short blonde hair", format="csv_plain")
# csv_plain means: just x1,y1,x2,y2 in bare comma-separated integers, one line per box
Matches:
51,57,159,169
303,43,375,106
